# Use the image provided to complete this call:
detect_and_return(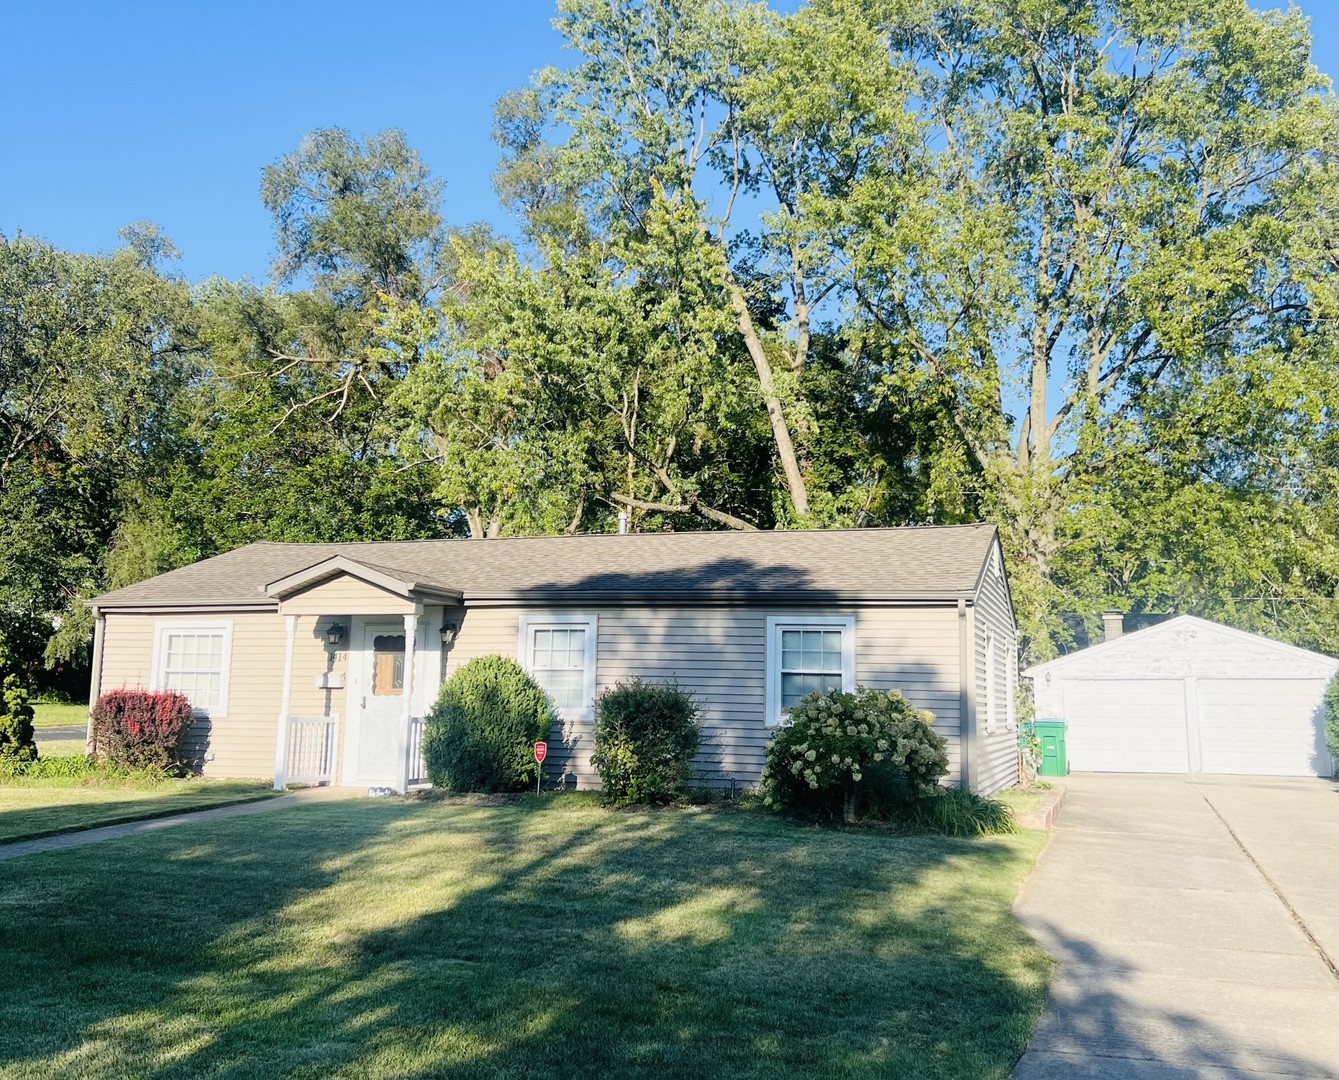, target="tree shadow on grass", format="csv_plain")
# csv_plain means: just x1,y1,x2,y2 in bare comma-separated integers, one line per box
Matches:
0,798,1049,1079
0,781,272,845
